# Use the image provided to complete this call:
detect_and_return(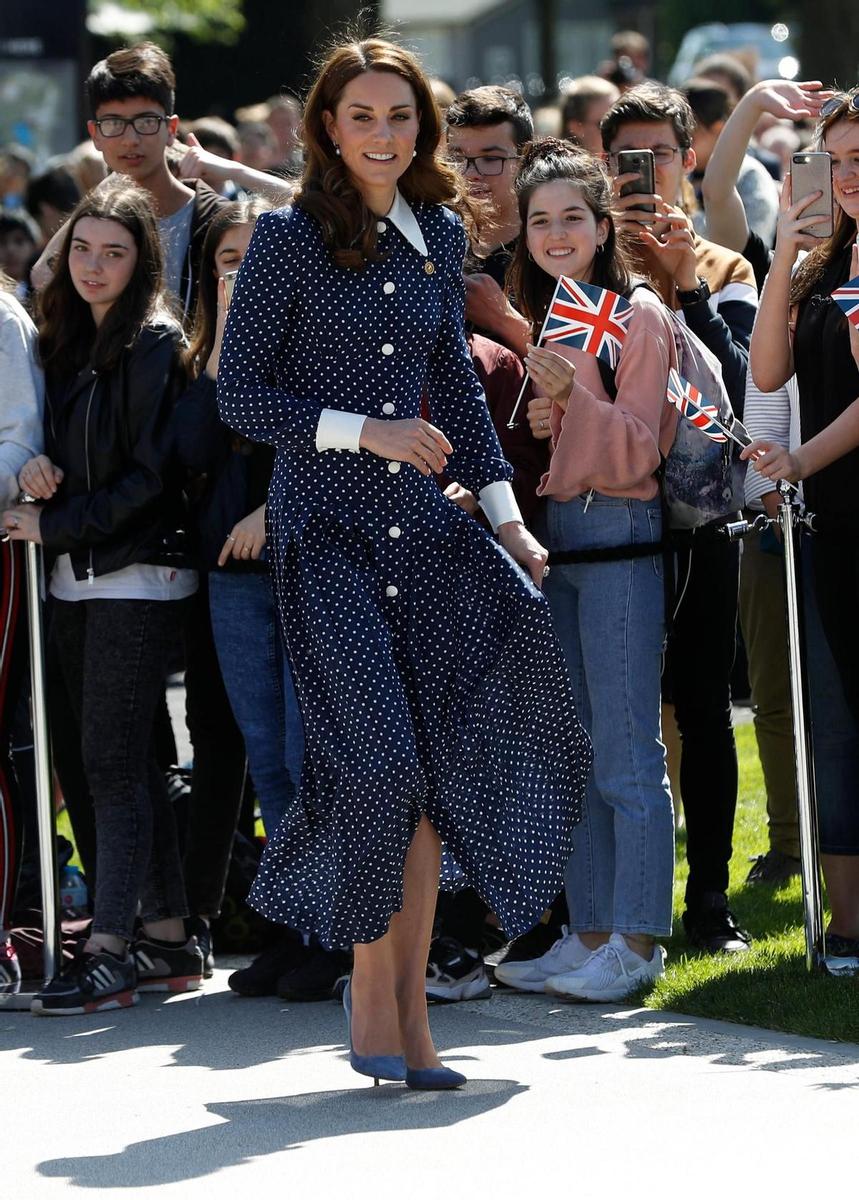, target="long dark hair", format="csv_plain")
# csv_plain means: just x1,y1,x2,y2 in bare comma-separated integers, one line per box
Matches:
184,196,273,376
508,138,634,335
296,35,477,269
791,88,859,305
38,177,167,376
